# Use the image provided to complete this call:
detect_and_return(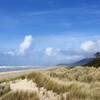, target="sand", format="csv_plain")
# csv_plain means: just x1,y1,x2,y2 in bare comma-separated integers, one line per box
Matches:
10,79,38,92
0,69,42,80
